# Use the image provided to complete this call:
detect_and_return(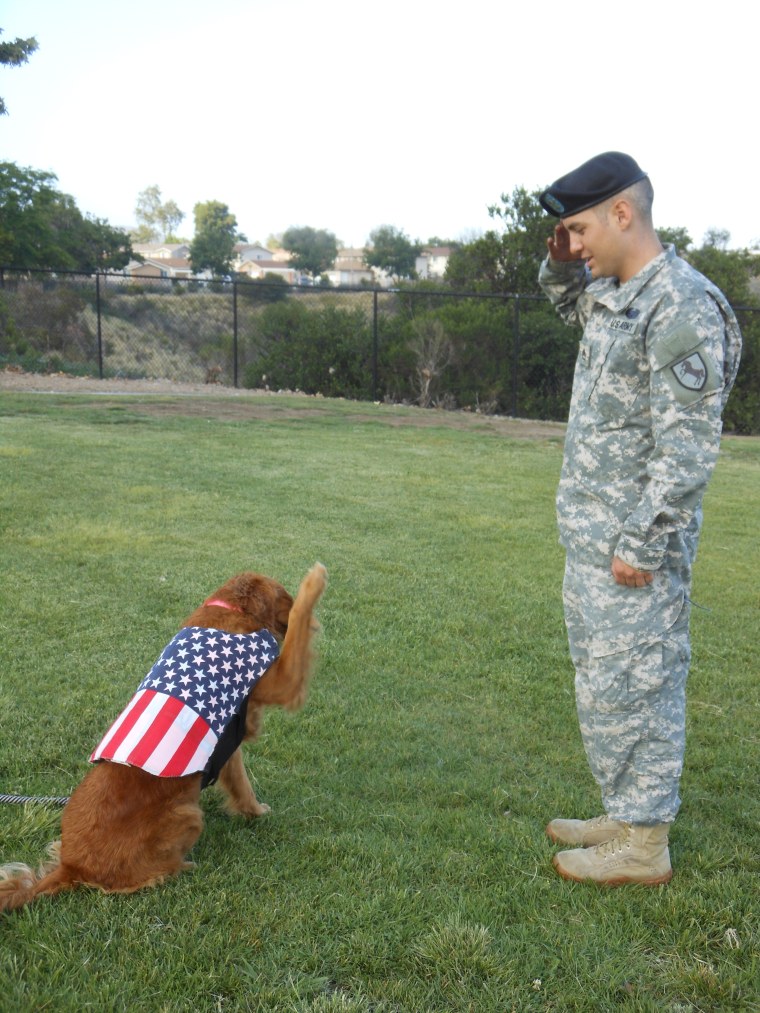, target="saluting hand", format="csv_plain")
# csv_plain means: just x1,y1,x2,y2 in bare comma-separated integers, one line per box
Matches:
546,223,581,262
